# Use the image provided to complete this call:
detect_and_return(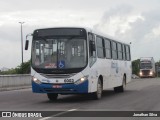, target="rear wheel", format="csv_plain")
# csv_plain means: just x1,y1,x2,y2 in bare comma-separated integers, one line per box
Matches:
92,79,102,100
47,93,58,101
114,76,126,93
